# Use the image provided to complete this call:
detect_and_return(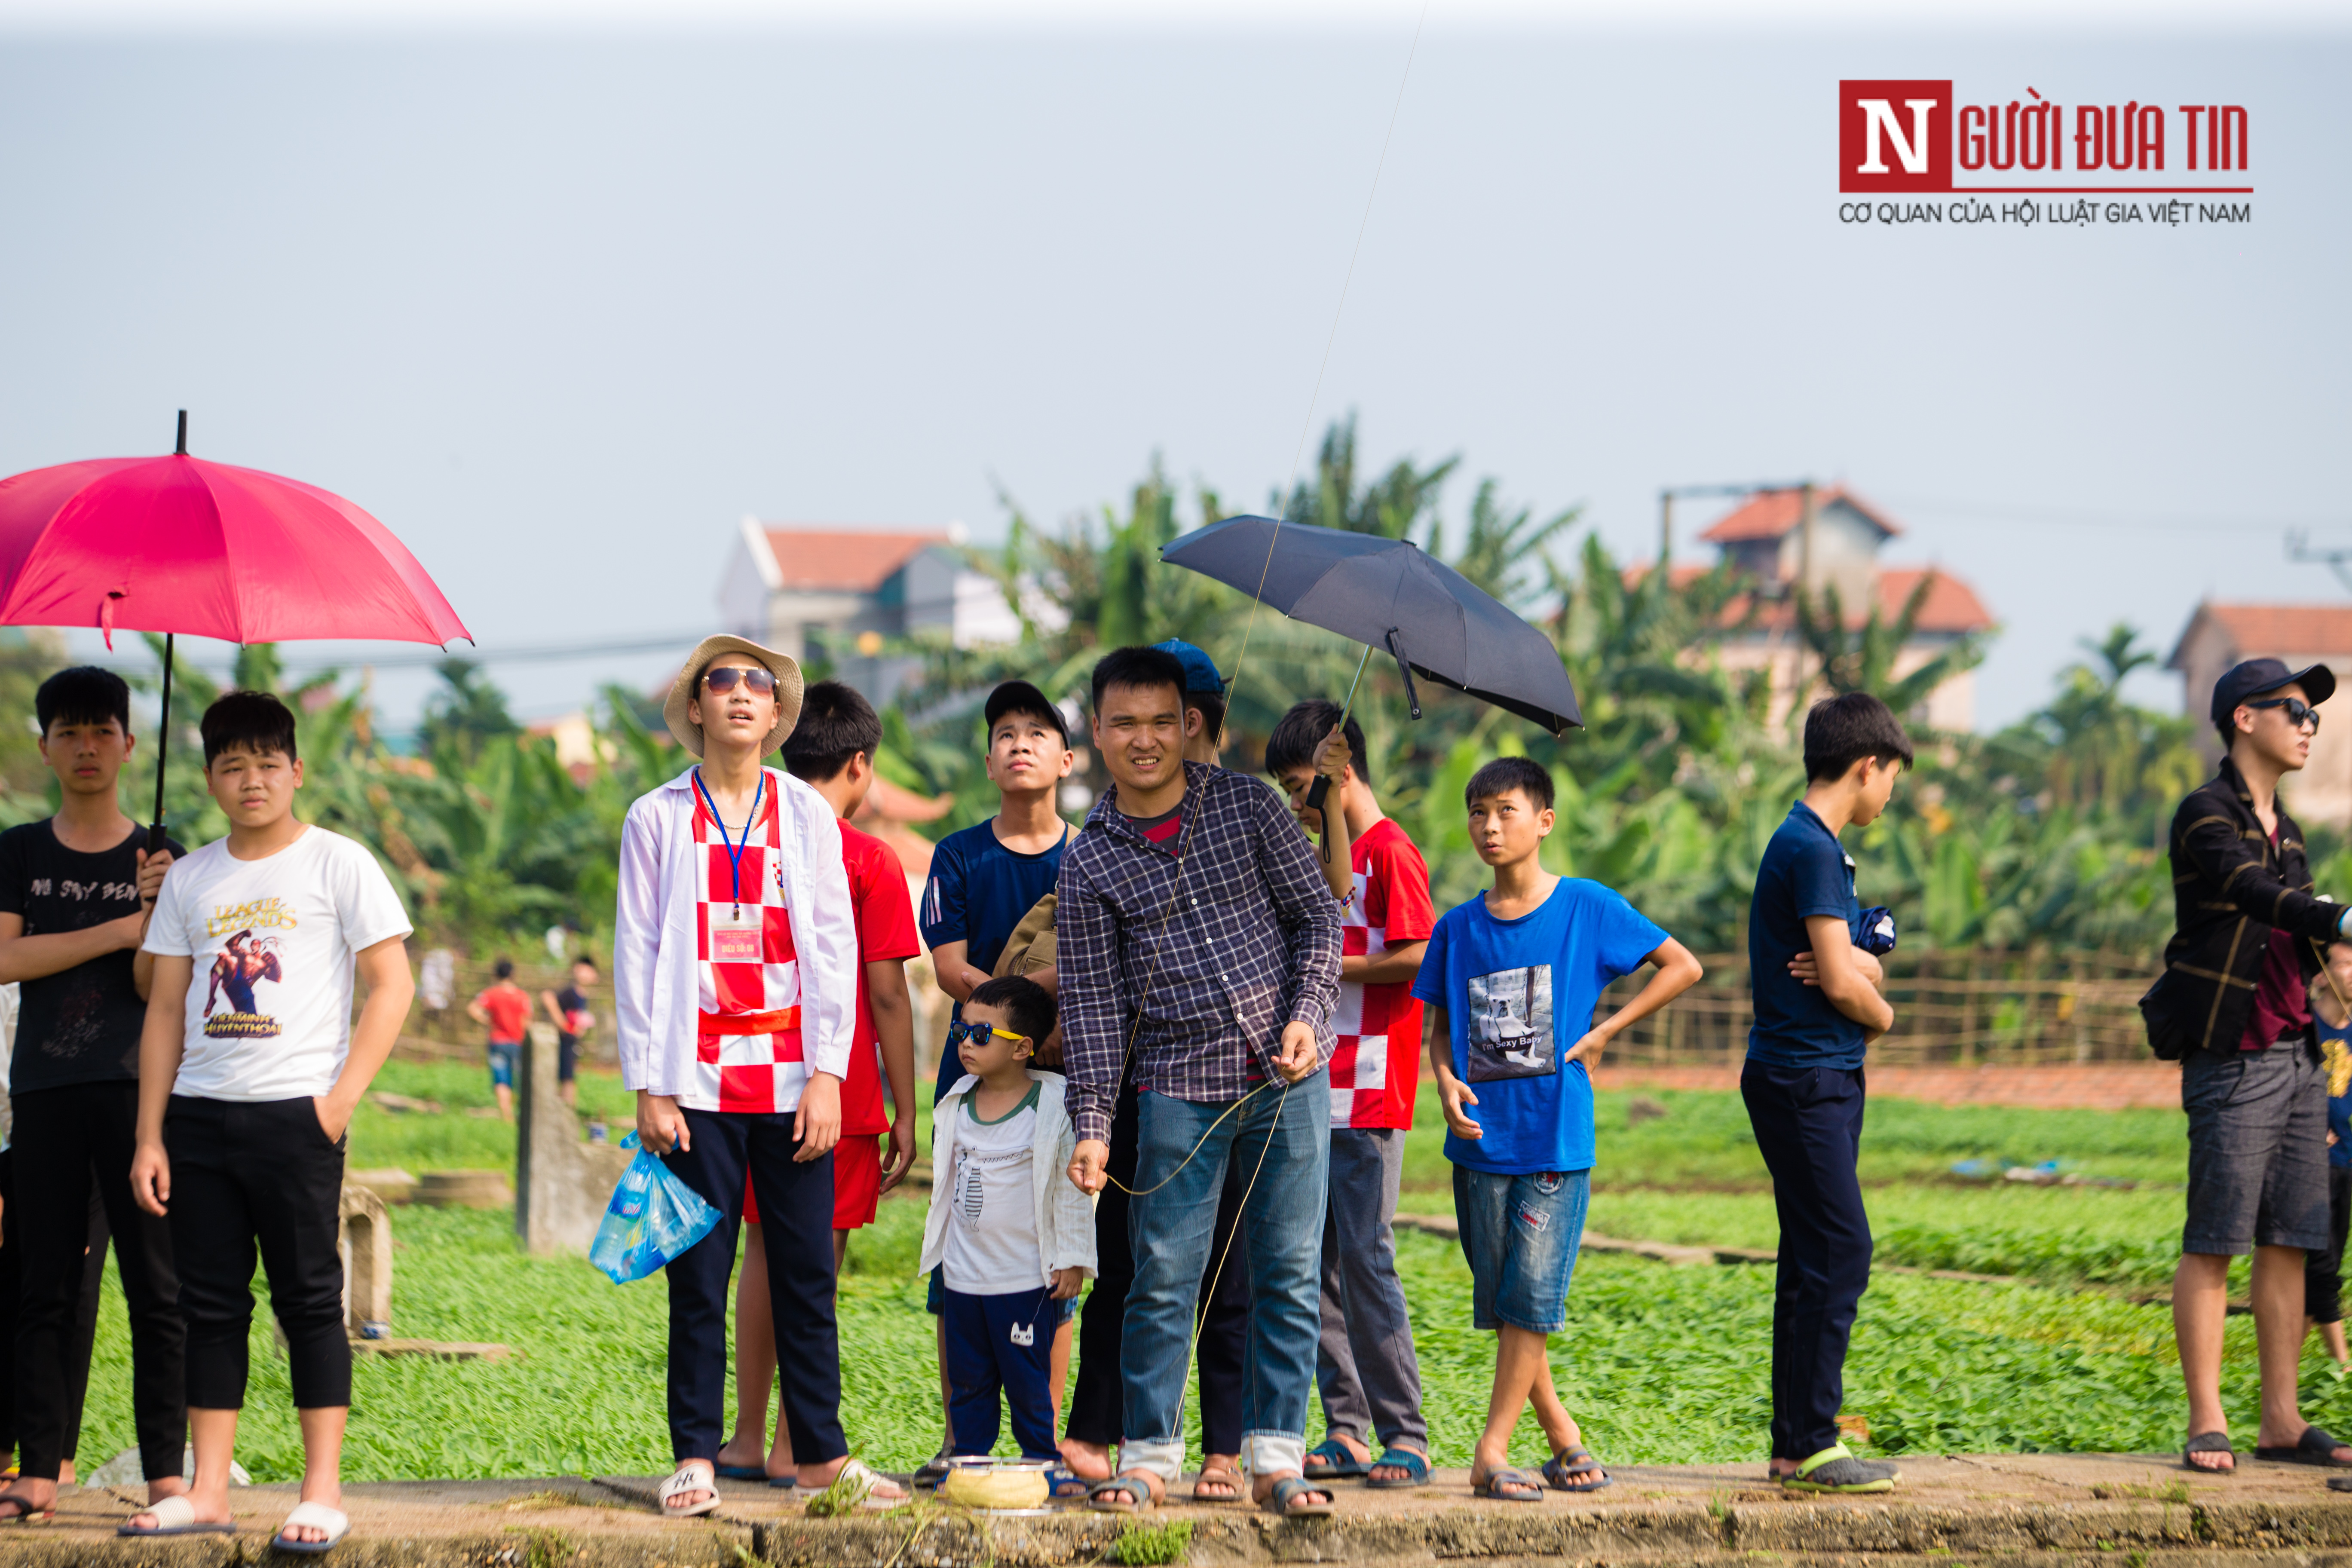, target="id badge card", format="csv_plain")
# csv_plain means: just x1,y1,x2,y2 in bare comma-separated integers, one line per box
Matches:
709,904,763,964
